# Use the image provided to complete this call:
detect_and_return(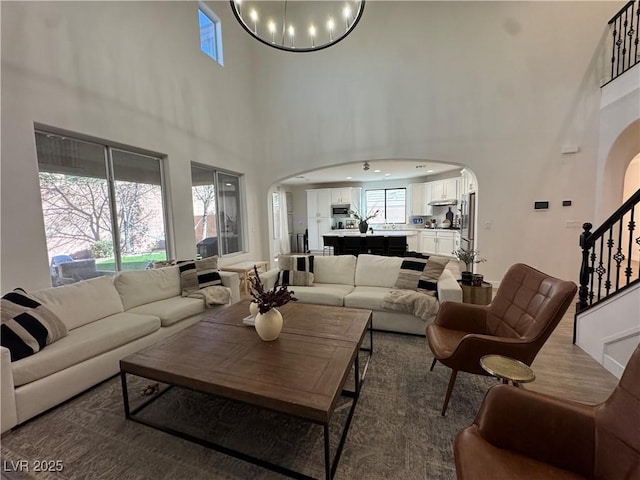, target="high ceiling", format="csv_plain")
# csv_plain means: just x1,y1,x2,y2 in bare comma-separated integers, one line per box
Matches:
280,160,461,186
